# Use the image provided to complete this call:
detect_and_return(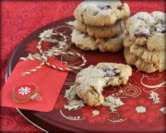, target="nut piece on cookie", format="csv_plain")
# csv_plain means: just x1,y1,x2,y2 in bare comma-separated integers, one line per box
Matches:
74,63,132,106
74,1,130,26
